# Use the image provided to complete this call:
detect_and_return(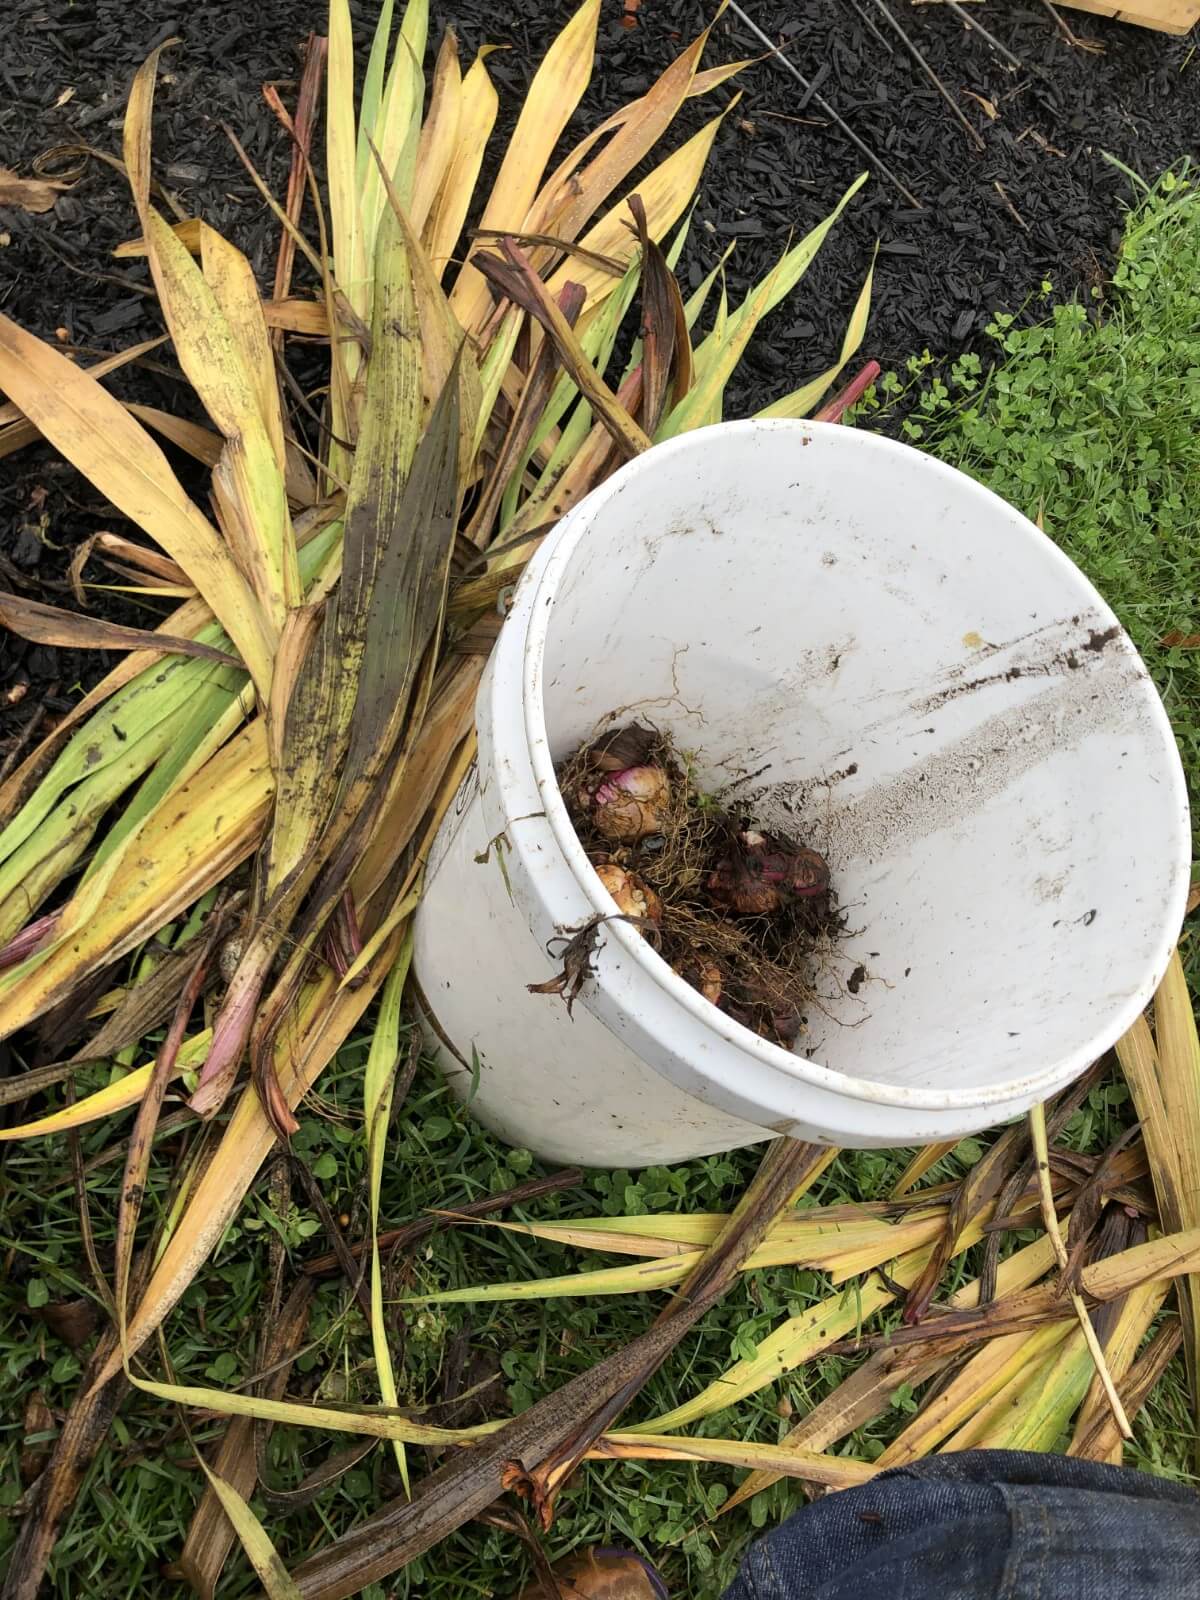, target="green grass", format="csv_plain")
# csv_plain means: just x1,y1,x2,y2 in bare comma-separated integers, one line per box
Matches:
4,166,1200,1598
2,1062,1193,1595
